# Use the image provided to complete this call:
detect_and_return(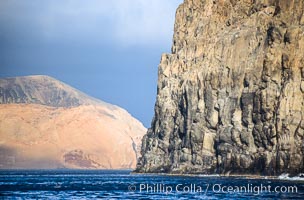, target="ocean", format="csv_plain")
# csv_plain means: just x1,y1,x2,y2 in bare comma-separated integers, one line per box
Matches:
0,170,303,199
